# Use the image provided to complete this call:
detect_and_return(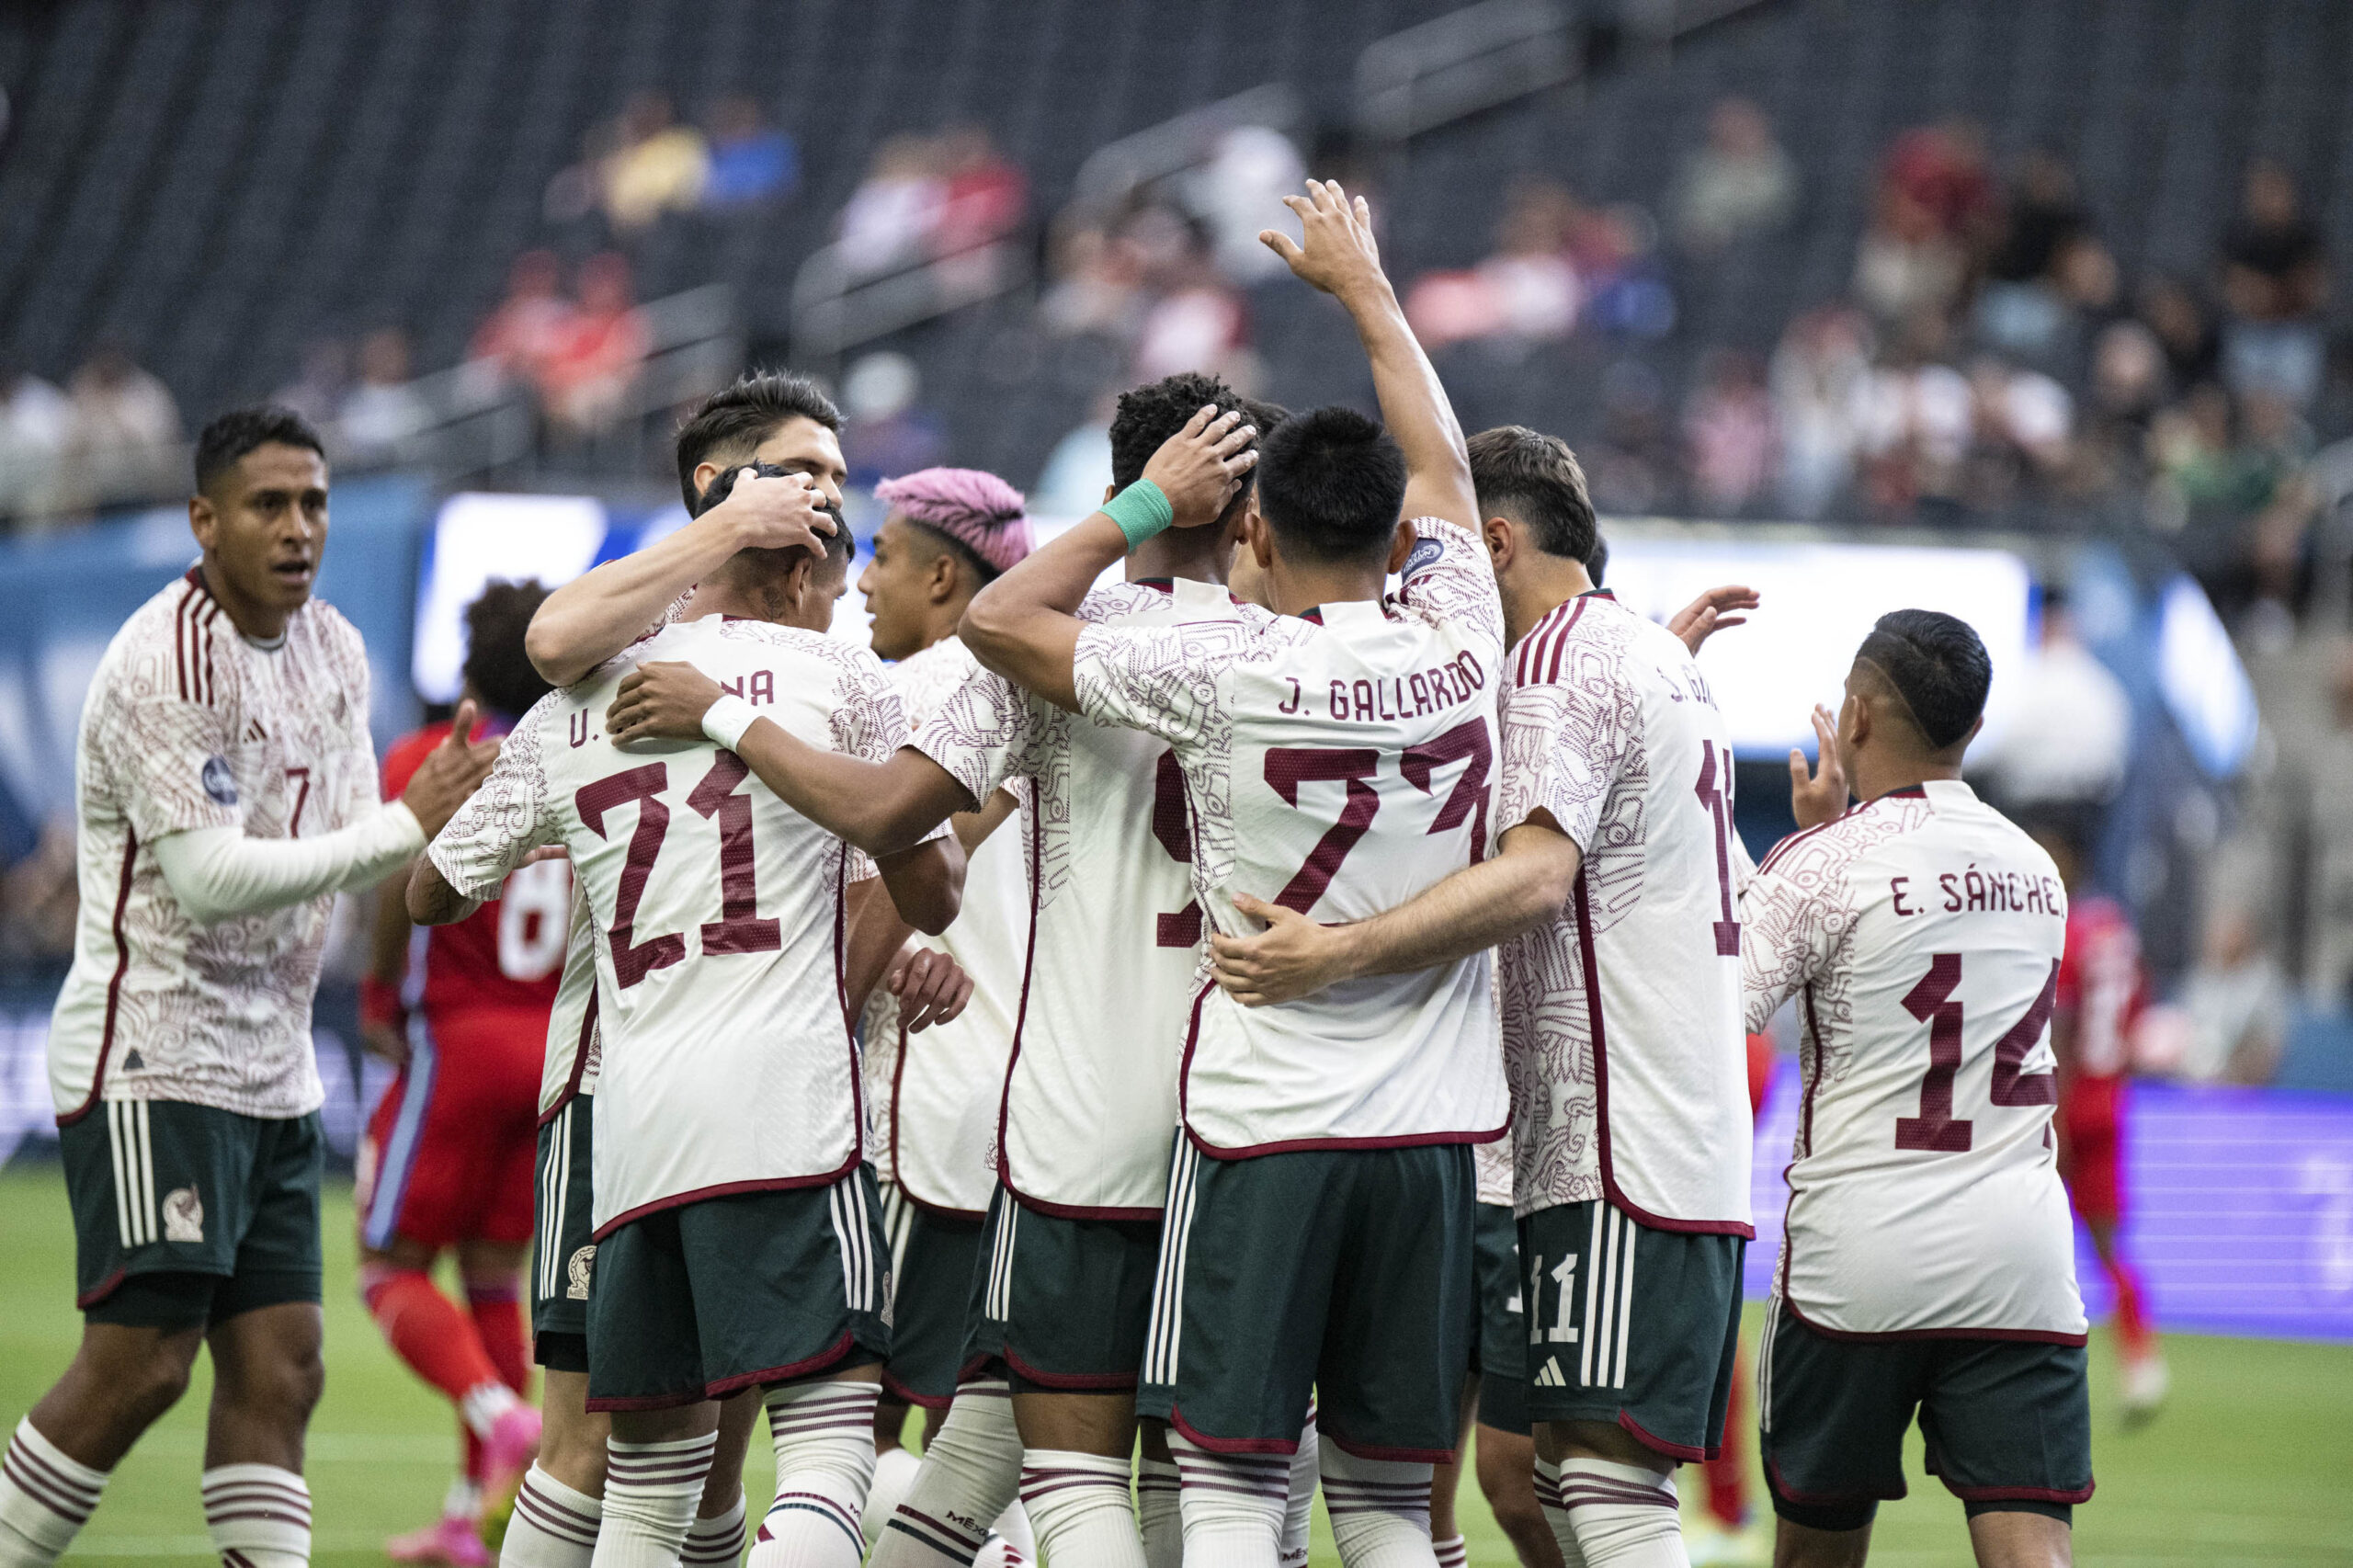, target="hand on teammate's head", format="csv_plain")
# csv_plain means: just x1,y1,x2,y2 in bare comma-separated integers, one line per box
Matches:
1141,405,1259,528
705,462,842,554
401,699,502,838
1258,179,1386,301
